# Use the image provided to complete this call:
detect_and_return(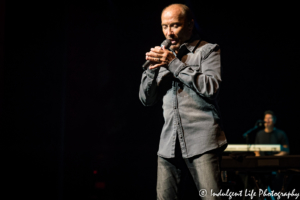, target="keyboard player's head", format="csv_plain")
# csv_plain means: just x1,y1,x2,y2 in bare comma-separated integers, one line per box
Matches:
264,110,277,131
